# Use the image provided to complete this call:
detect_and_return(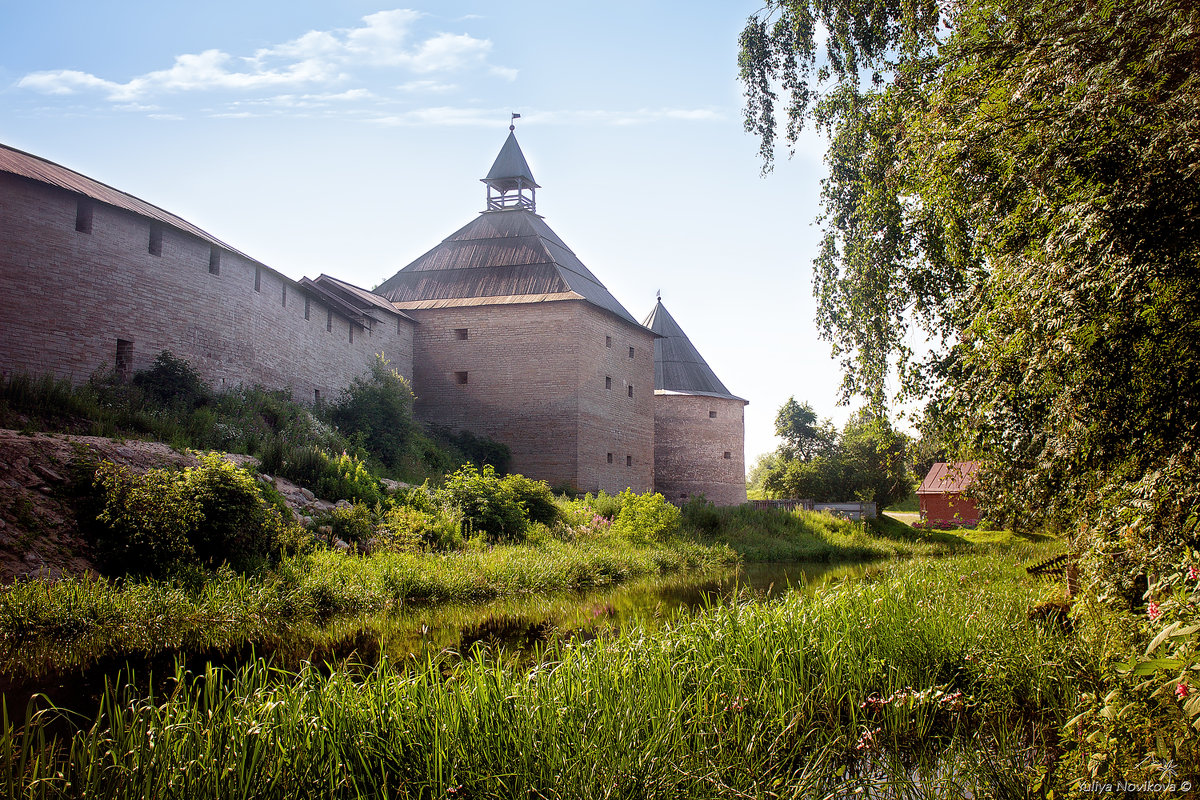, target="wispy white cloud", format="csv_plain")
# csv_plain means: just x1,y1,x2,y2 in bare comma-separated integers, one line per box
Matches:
17,9,514,103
